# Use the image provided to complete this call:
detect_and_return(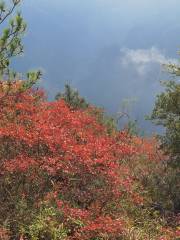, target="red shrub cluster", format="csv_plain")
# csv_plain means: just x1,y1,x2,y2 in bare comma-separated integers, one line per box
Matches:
0,82,178,239
0,83,138,238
